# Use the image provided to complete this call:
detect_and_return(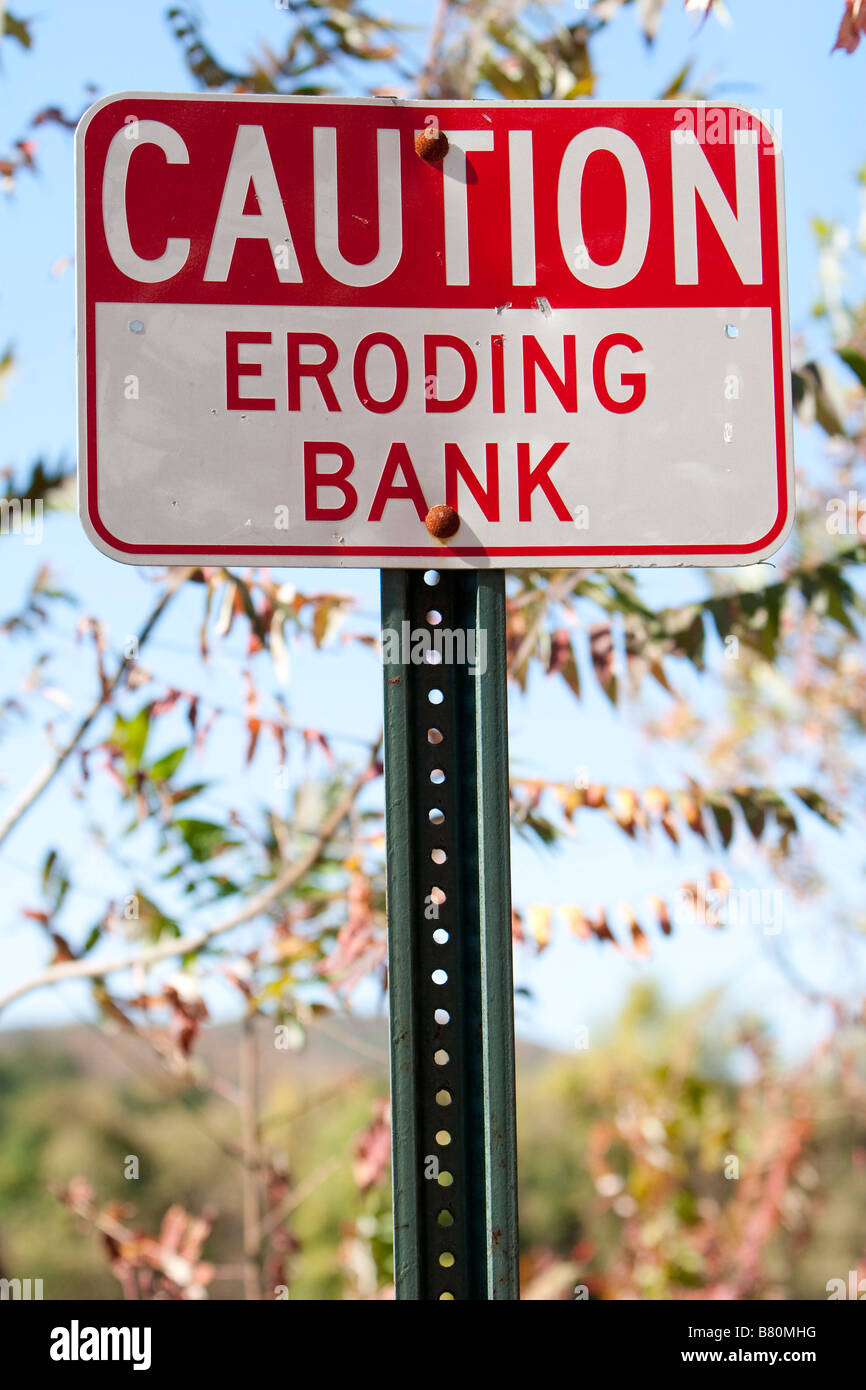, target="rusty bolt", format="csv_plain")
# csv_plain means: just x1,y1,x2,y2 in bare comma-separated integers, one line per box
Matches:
415,127,450,163
425,504,460,540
